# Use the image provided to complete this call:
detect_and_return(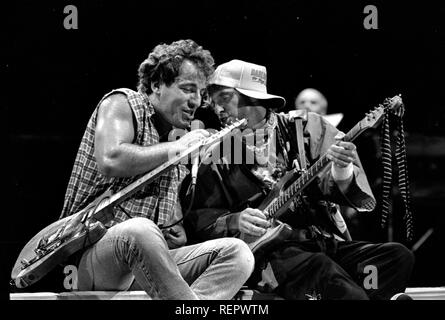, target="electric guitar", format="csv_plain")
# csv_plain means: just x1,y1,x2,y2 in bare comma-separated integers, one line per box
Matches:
11,118,247,289
242,95,405,261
